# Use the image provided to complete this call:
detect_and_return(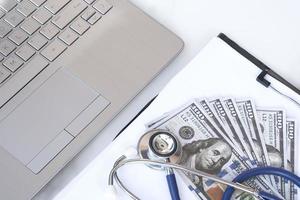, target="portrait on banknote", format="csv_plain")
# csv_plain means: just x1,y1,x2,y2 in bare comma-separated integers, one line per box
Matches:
179,138,232,192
